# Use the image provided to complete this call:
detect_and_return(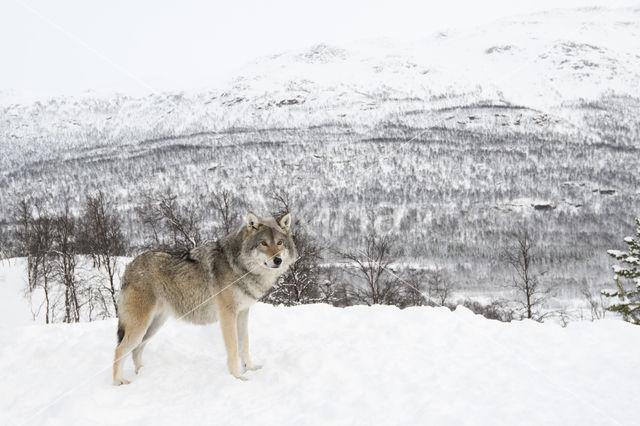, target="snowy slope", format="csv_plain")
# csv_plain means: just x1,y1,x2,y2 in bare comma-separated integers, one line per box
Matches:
2,7,640,147
230,7,640,115
0,258,34,325
0,303,637,426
